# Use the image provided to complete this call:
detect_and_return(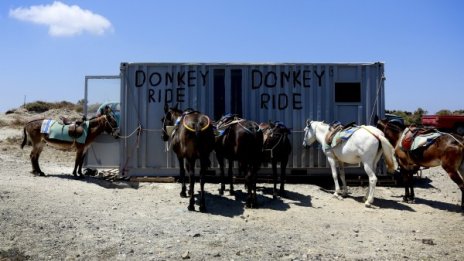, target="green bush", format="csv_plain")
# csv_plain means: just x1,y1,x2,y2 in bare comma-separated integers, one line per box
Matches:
23,100,82,113
23,101,51,112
